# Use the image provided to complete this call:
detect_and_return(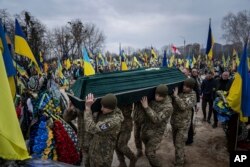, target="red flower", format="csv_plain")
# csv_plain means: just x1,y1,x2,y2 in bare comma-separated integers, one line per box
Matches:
53,120,80,164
